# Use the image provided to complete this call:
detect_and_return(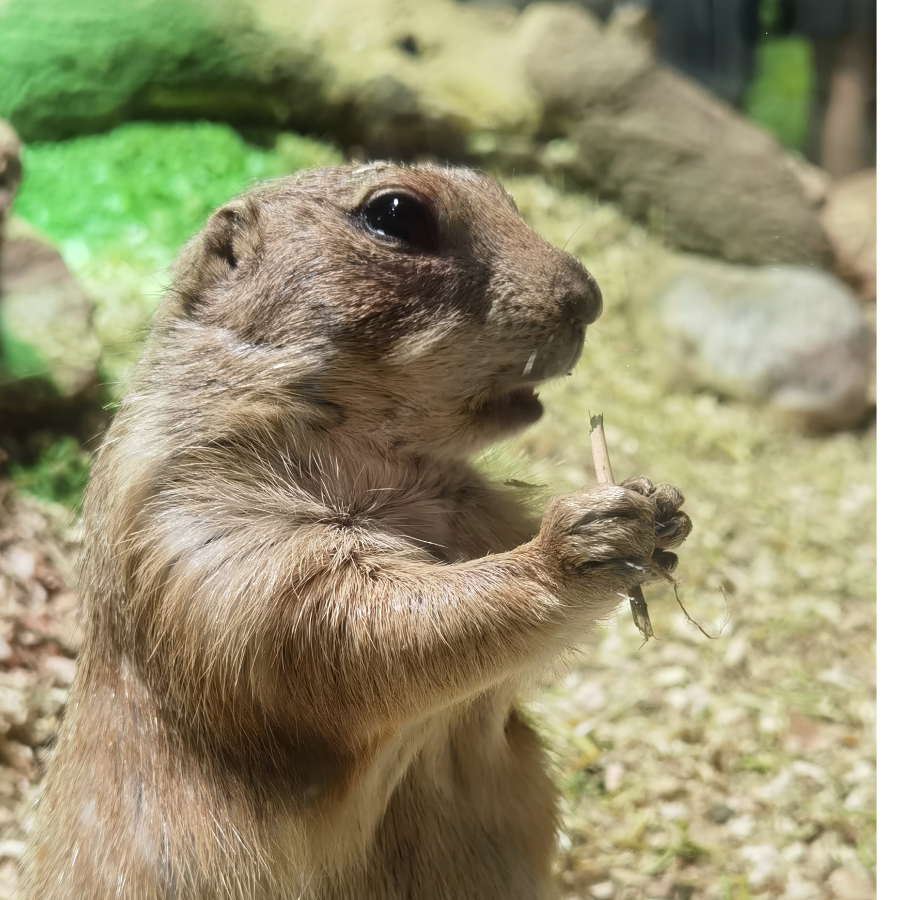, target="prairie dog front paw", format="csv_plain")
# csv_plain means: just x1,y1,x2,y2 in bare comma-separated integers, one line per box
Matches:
538,480,691,590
